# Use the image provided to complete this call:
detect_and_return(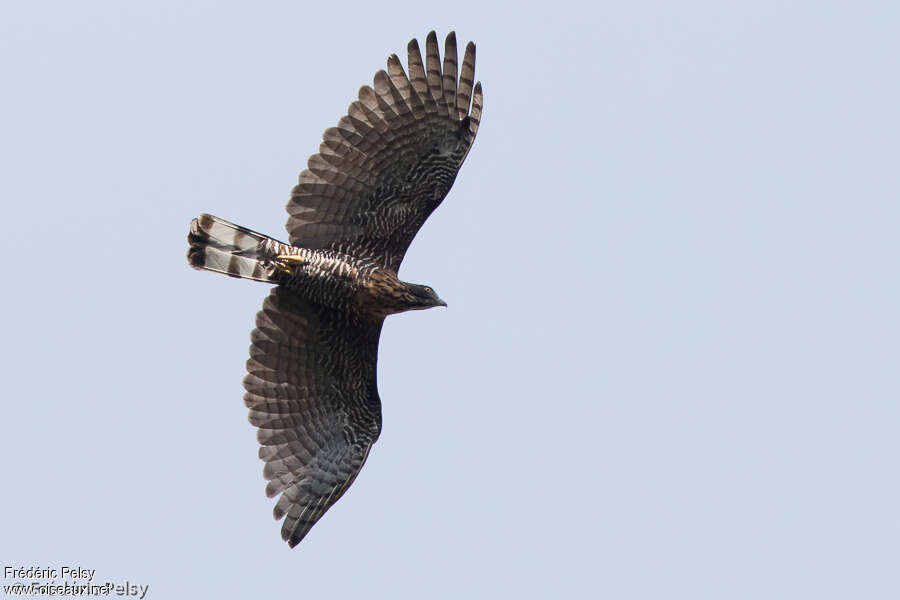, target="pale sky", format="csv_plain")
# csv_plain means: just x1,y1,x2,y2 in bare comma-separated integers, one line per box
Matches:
2,1,899,598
